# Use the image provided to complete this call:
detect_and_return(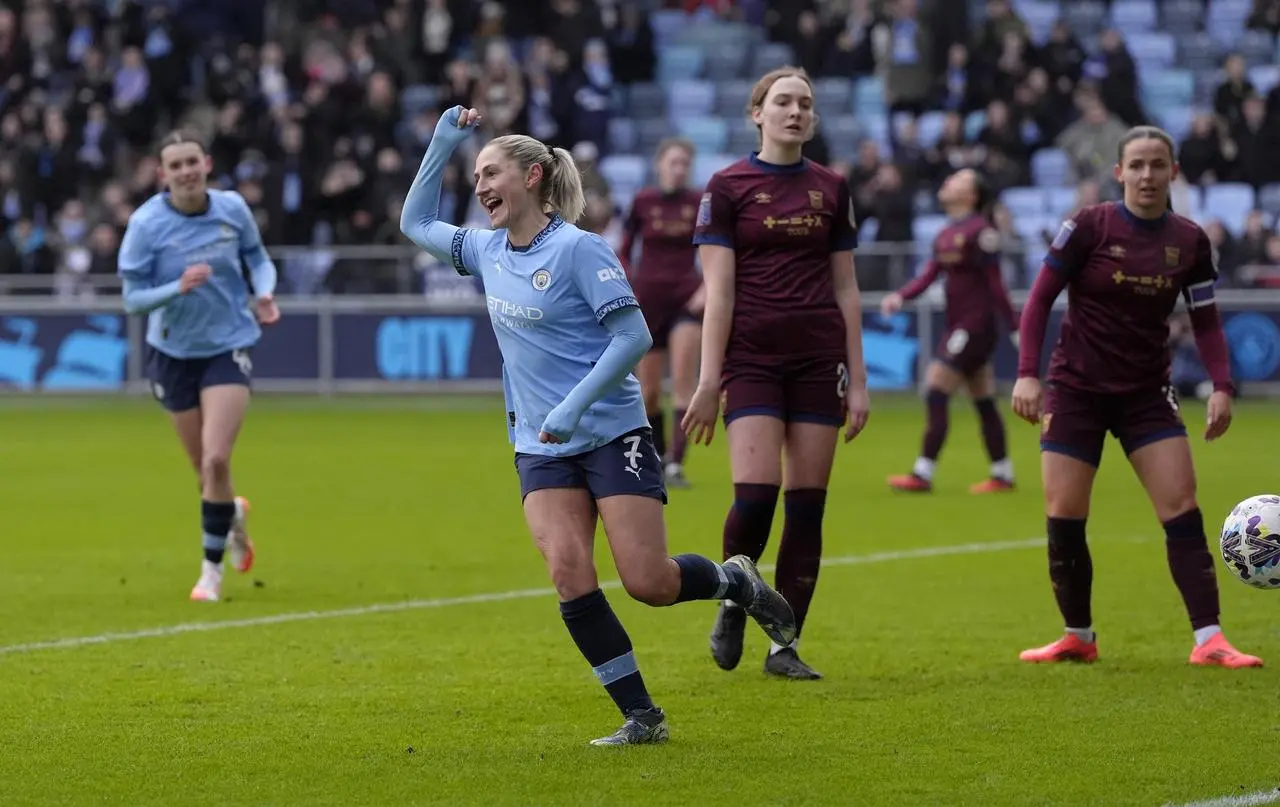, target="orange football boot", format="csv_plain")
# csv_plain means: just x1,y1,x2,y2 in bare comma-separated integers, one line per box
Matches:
1189,633,1263,668
887,473,932,492
970,478,1015,494
1019,633,1098,663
